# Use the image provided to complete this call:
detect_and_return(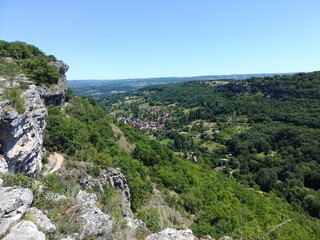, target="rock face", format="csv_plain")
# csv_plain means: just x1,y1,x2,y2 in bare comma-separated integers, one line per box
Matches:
76,190,114,239
99,168,132,217
79,167,133,218
77,168,151,238
146,228,195,240
38,60,69,106
0,187,33,234
0,60,68,177
26,207,56,232
0,83,47,177
0,186,56,239
2,220,45,240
